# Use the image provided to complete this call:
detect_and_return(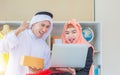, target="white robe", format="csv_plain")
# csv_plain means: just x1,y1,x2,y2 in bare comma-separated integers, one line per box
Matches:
0,29,50,75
